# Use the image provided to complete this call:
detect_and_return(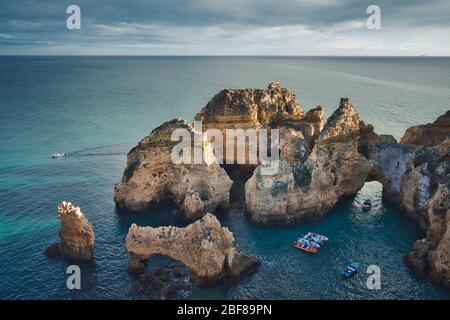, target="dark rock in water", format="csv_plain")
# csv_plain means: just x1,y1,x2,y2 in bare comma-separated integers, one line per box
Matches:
405,239,435,277
132,263,191,300
44,242,61,257
161,282,185,299
226,252,260,279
